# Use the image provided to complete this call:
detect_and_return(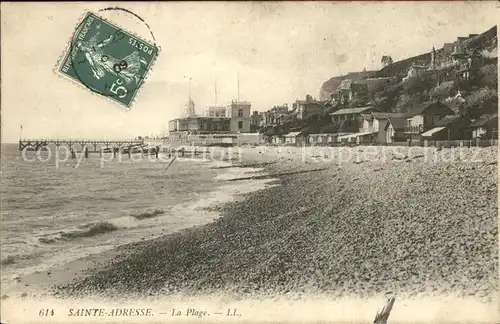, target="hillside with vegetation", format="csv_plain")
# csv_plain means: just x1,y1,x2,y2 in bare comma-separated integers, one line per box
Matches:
259,26,496,141
321,25,497,120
